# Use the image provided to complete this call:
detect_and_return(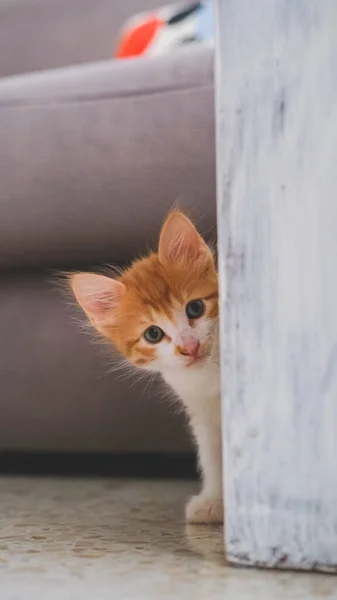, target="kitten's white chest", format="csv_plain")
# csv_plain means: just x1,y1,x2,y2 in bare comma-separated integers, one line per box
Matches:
163,358,221,418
